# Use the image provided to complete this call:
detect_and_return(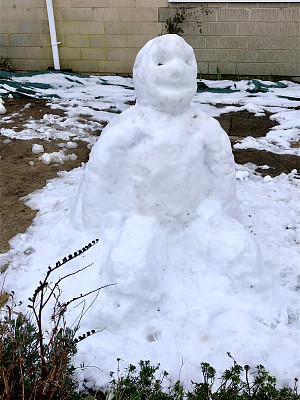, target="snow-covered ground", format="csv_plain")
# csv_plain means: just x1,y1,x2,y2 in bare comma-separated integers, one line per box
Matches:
0,66,299,391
